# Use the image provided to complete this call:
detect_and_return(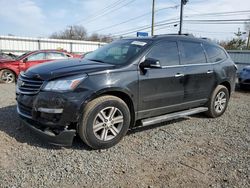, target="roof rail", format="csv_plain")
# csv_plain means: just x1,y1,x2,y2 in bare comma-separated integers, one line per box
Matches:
153,33,194,38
